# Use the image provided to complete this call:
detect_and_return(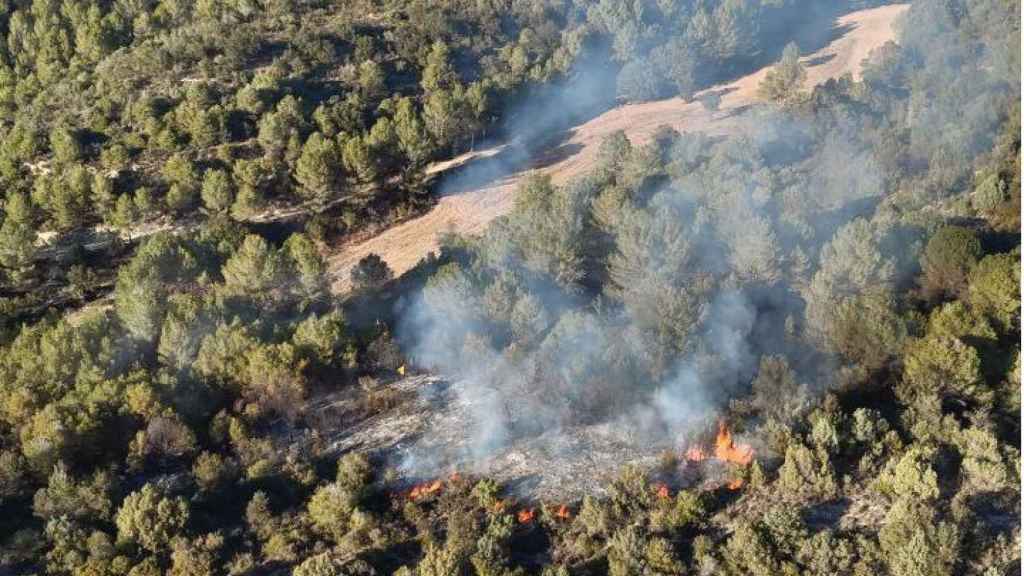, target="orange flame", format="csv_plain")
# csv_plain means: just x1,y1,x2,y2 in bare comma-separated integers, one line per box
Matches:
727,478,744,490
685,447,707,462
517,508,535,524
654,483,671,499
714,421,754,465
554,504,571,520
409,479,443,500
493,499,508,513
